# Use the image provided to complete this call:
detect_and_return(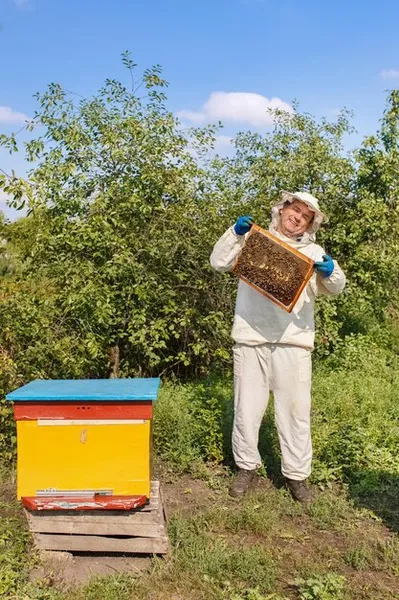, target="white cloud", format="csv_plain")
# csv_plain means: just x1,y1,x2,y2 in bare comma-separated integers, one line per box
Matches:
178,91,292,127
0,190,11,213
181,134,233,160
213,135,233,153
381,69,399,80
0,105,30,124
178,110,206,125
